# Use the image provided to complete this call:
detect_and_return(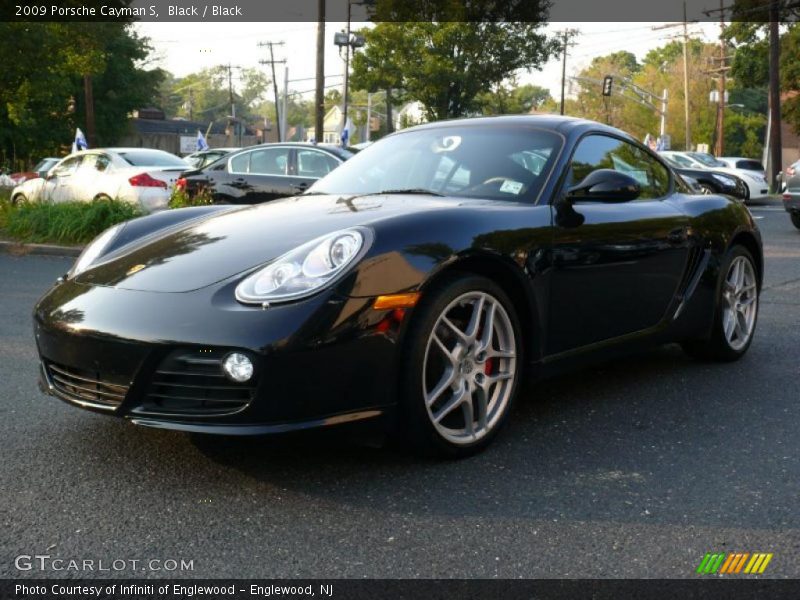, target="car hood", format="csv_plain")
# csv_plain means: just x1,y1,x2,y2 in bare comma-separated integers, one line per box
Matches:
76,193,474,292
